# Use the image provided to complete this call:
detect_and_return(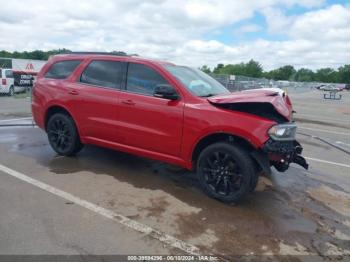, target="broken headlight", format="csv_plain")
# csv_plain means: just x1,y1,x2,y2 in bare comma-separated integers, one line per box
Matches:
268,123,297,141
